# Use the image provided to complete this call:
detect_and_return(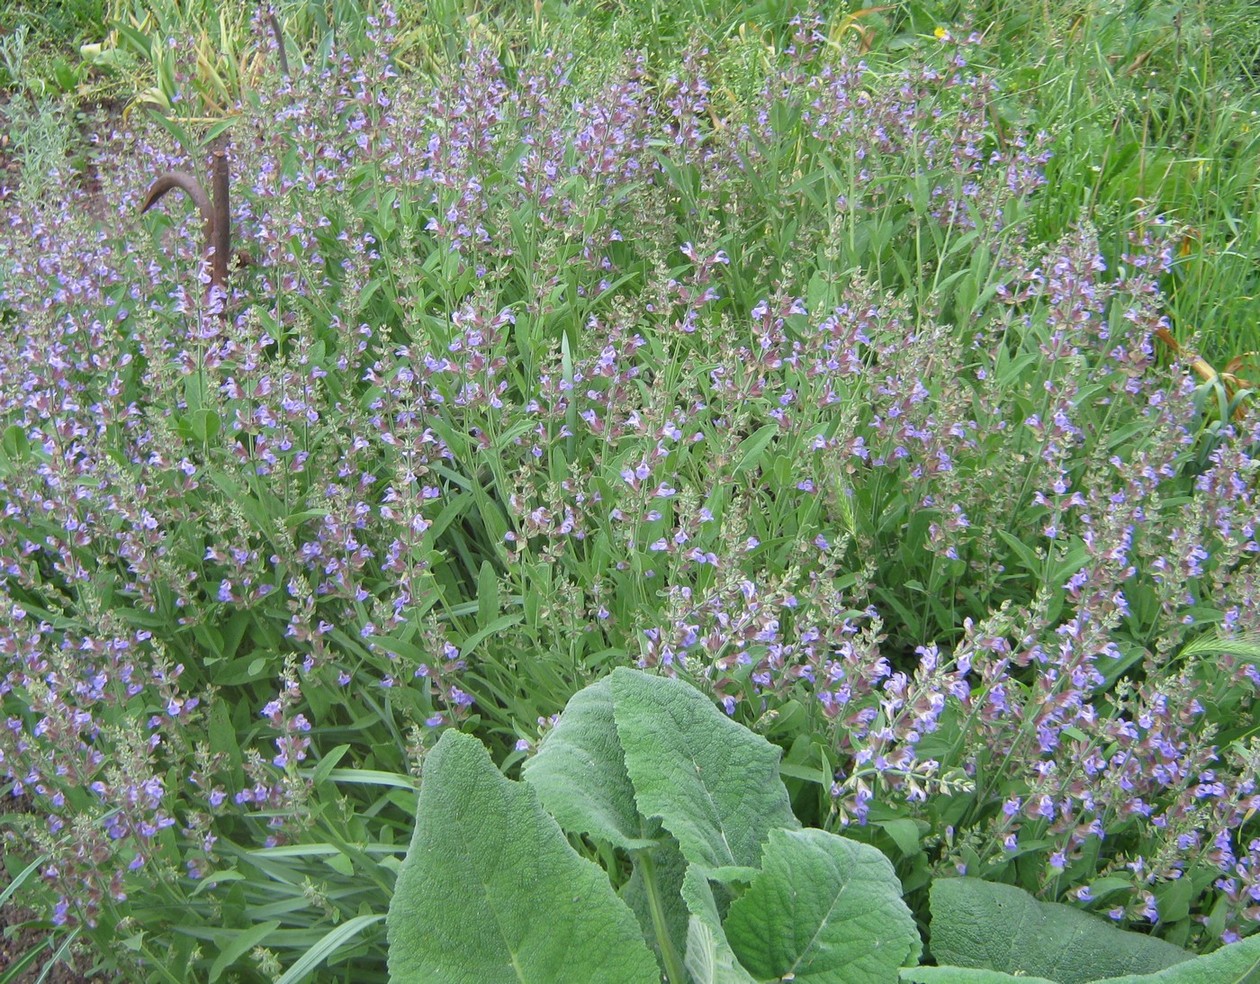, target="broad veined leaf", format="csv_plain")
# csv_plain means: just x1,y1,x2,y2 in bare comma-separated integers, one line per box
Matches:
724,828,920,983
386,730,658,984
1092,932,1260,983
929,878,1191,984
681,866,758,984
522,676,658,850
905,933,1260,984
610,668,799,871
901,969,1058,984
